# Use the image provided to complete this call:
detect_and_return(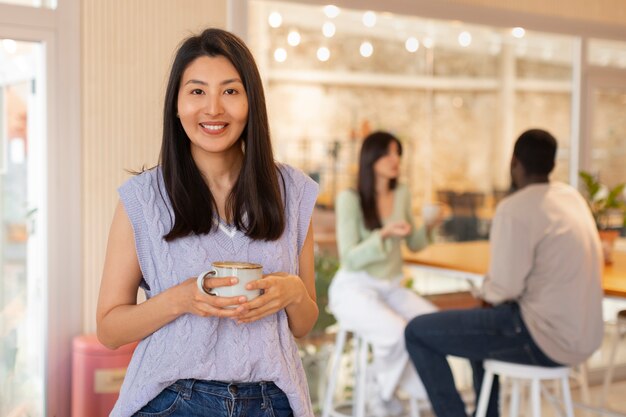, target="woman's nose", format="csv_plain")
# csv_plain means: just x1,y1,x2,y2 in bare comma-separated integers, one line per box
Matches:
204,94,224,116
